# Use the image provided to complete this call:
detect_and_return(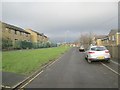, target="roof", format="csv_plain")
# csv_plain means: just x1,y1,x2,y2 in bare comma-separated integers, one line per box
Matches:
44,35,48,38
29,29,48,38
95,35,108,39
29,29,43,36
109,29,118,36
2,22,30,34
